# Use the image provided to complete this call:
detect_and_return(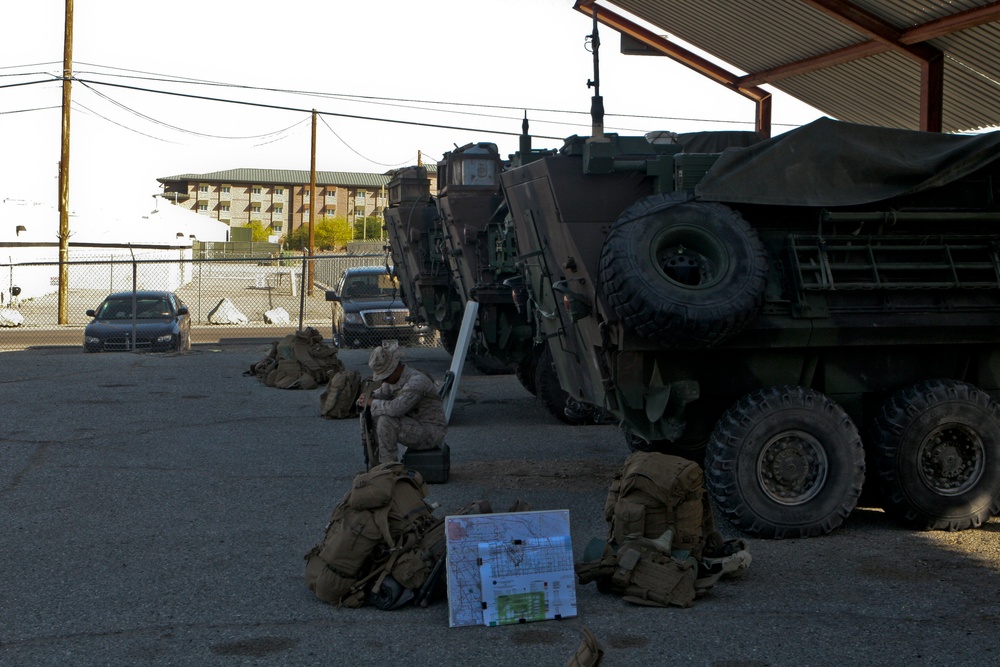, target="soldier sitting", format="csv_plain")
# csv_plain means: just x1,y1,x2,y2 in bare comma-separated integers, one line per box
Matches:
357,342,447,465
